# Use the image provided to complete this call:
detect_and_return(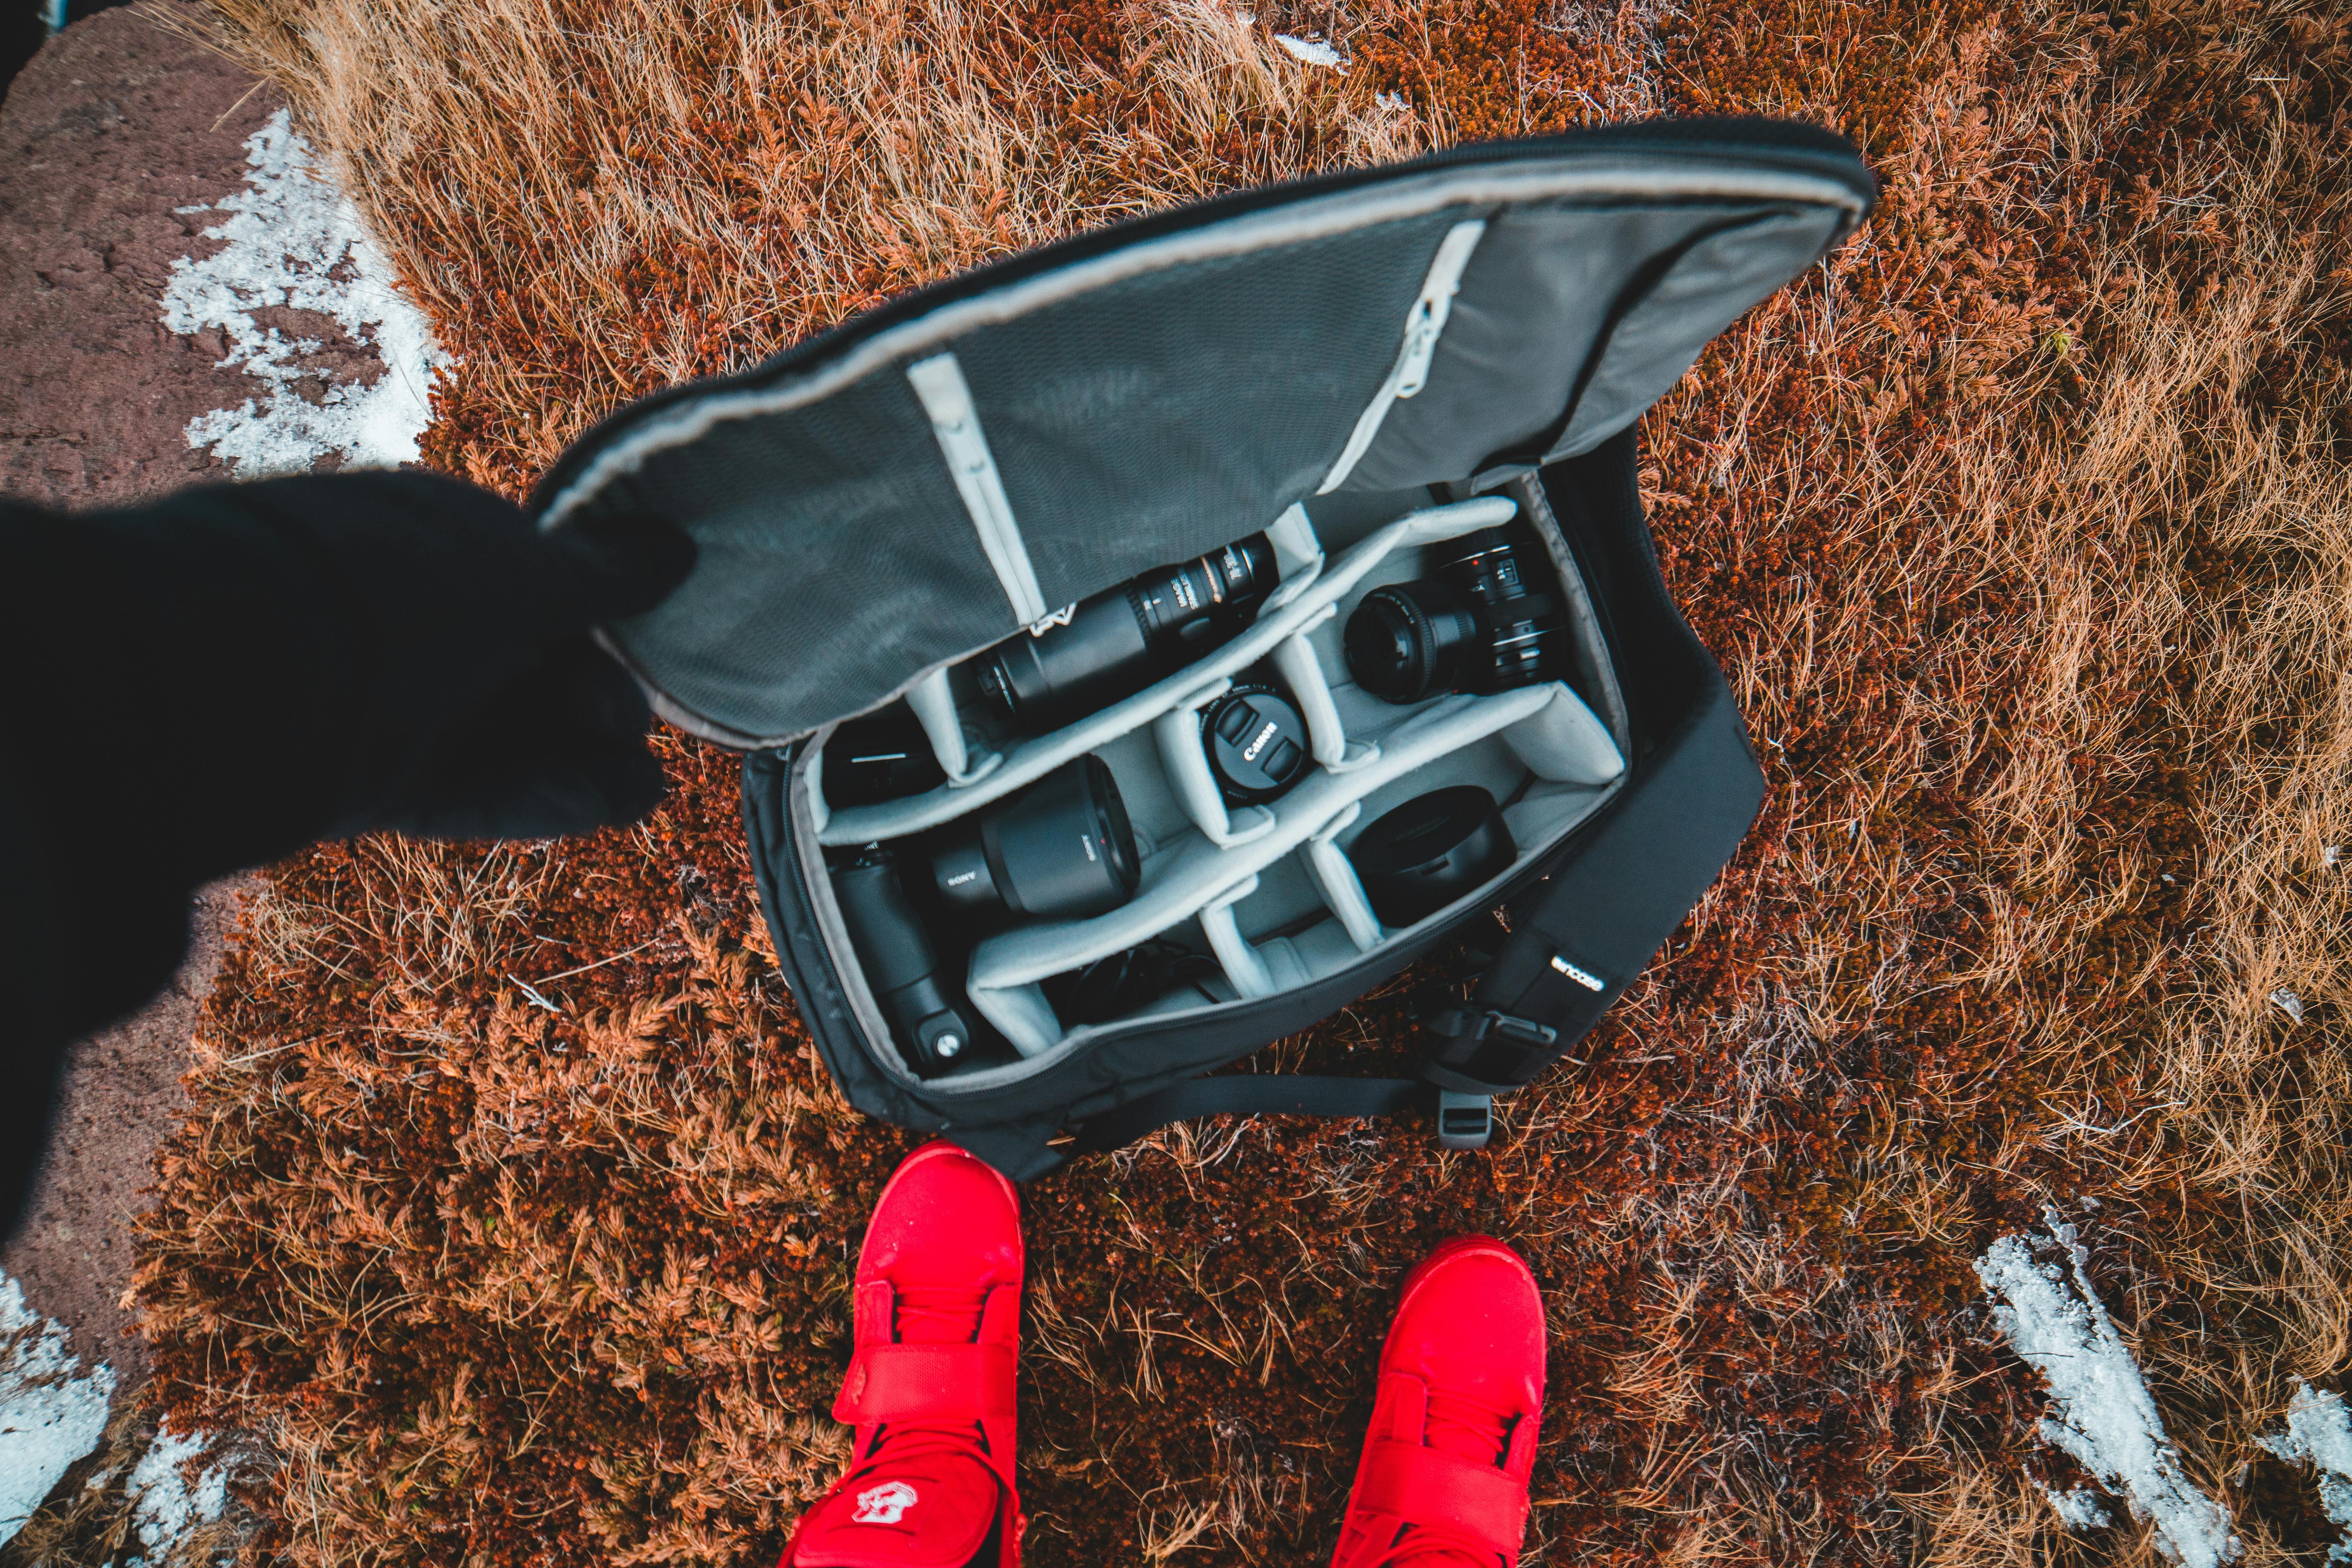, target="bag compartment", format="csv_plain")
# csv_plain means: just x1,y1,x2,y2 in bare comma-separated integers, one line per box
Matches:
798,478,1630,1083
634,125,1873,1170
